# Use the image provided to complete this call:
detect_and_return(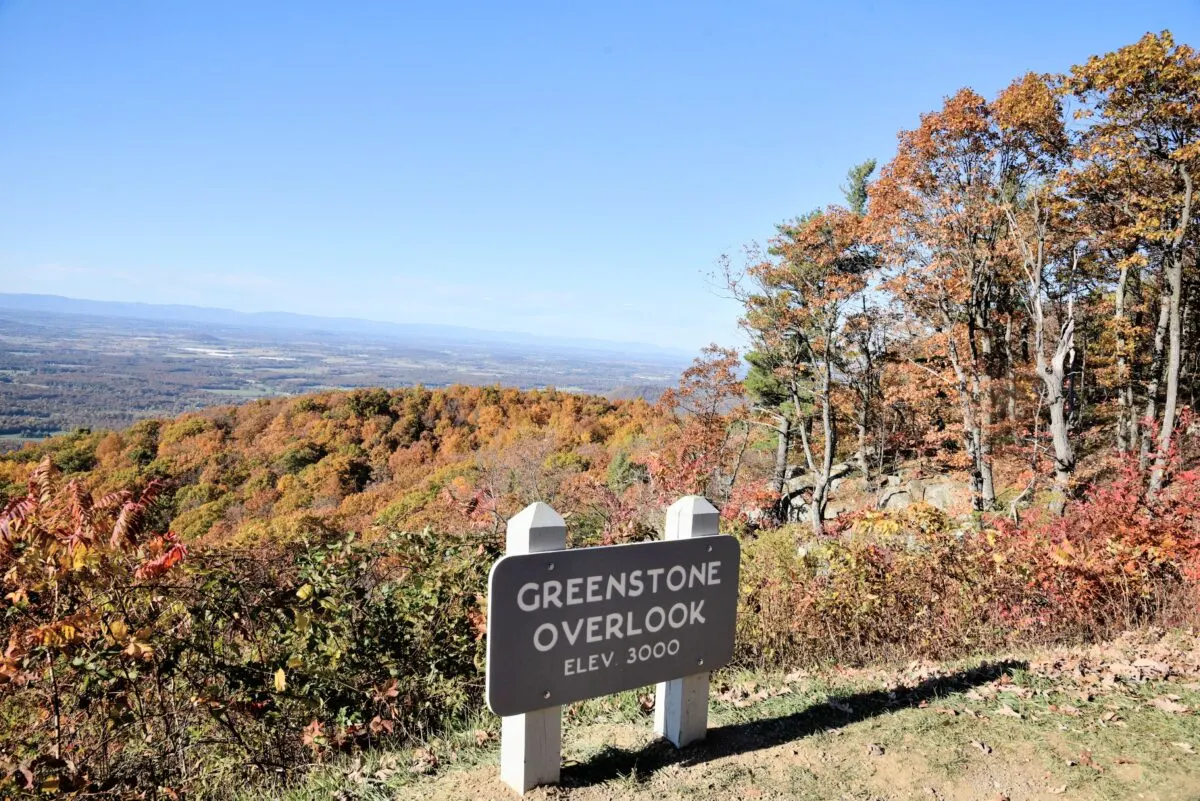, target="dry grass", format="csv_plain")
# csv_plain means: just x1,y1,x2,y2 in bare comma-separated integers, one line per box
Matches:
260,629,1200,801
